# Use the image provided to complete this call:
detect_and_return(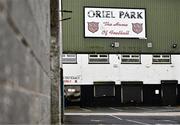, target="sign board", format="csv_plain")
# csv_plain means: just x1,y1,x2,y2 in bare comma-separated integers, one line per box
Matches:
84,7,146,39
